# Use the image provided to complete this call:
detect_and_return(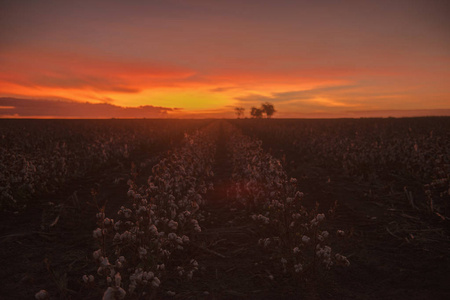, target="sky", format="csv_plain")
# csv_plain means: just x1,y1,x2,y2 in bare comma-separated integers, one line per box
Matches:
0,0,449,118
